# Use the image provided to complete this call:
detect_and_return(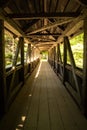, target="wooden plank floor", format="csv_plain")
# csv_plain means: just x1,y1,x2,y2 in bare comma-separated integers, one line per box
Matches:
0,60,87,130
